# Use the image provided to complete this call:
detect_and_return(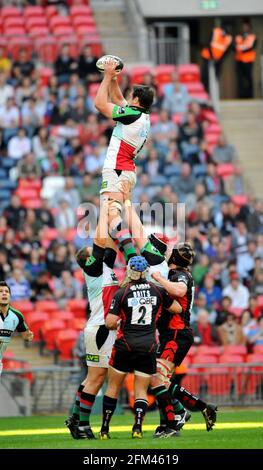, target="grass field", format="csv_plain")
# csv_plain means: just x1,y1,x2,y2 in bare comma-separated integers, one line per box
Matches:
0,409,263,449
